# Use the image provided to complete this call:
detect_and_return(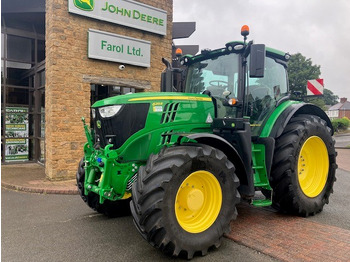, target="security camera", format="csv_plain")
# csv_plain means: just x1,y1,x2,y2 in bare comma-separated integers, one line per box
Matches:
119,65,125,70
